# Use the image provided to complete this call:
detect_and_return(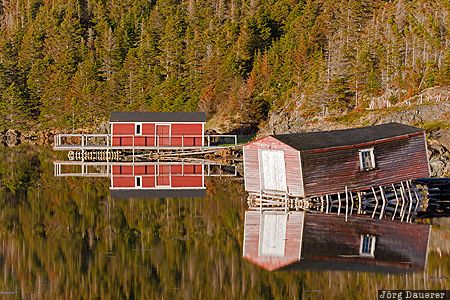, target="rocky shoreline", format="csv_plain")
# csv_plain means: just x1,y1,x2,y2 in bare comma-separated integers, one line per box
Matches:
259,94,450,177
2,102,449,177
0,129,57,147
